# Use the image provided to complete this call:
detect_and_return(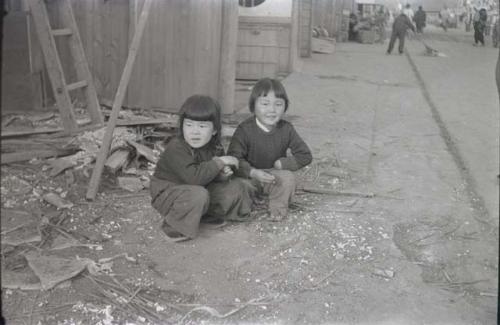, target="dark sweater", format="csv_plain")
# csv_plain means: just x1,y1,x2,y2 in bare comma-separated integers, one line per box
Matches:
227,117,312,178
393,14,415,34
153,137,224,186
